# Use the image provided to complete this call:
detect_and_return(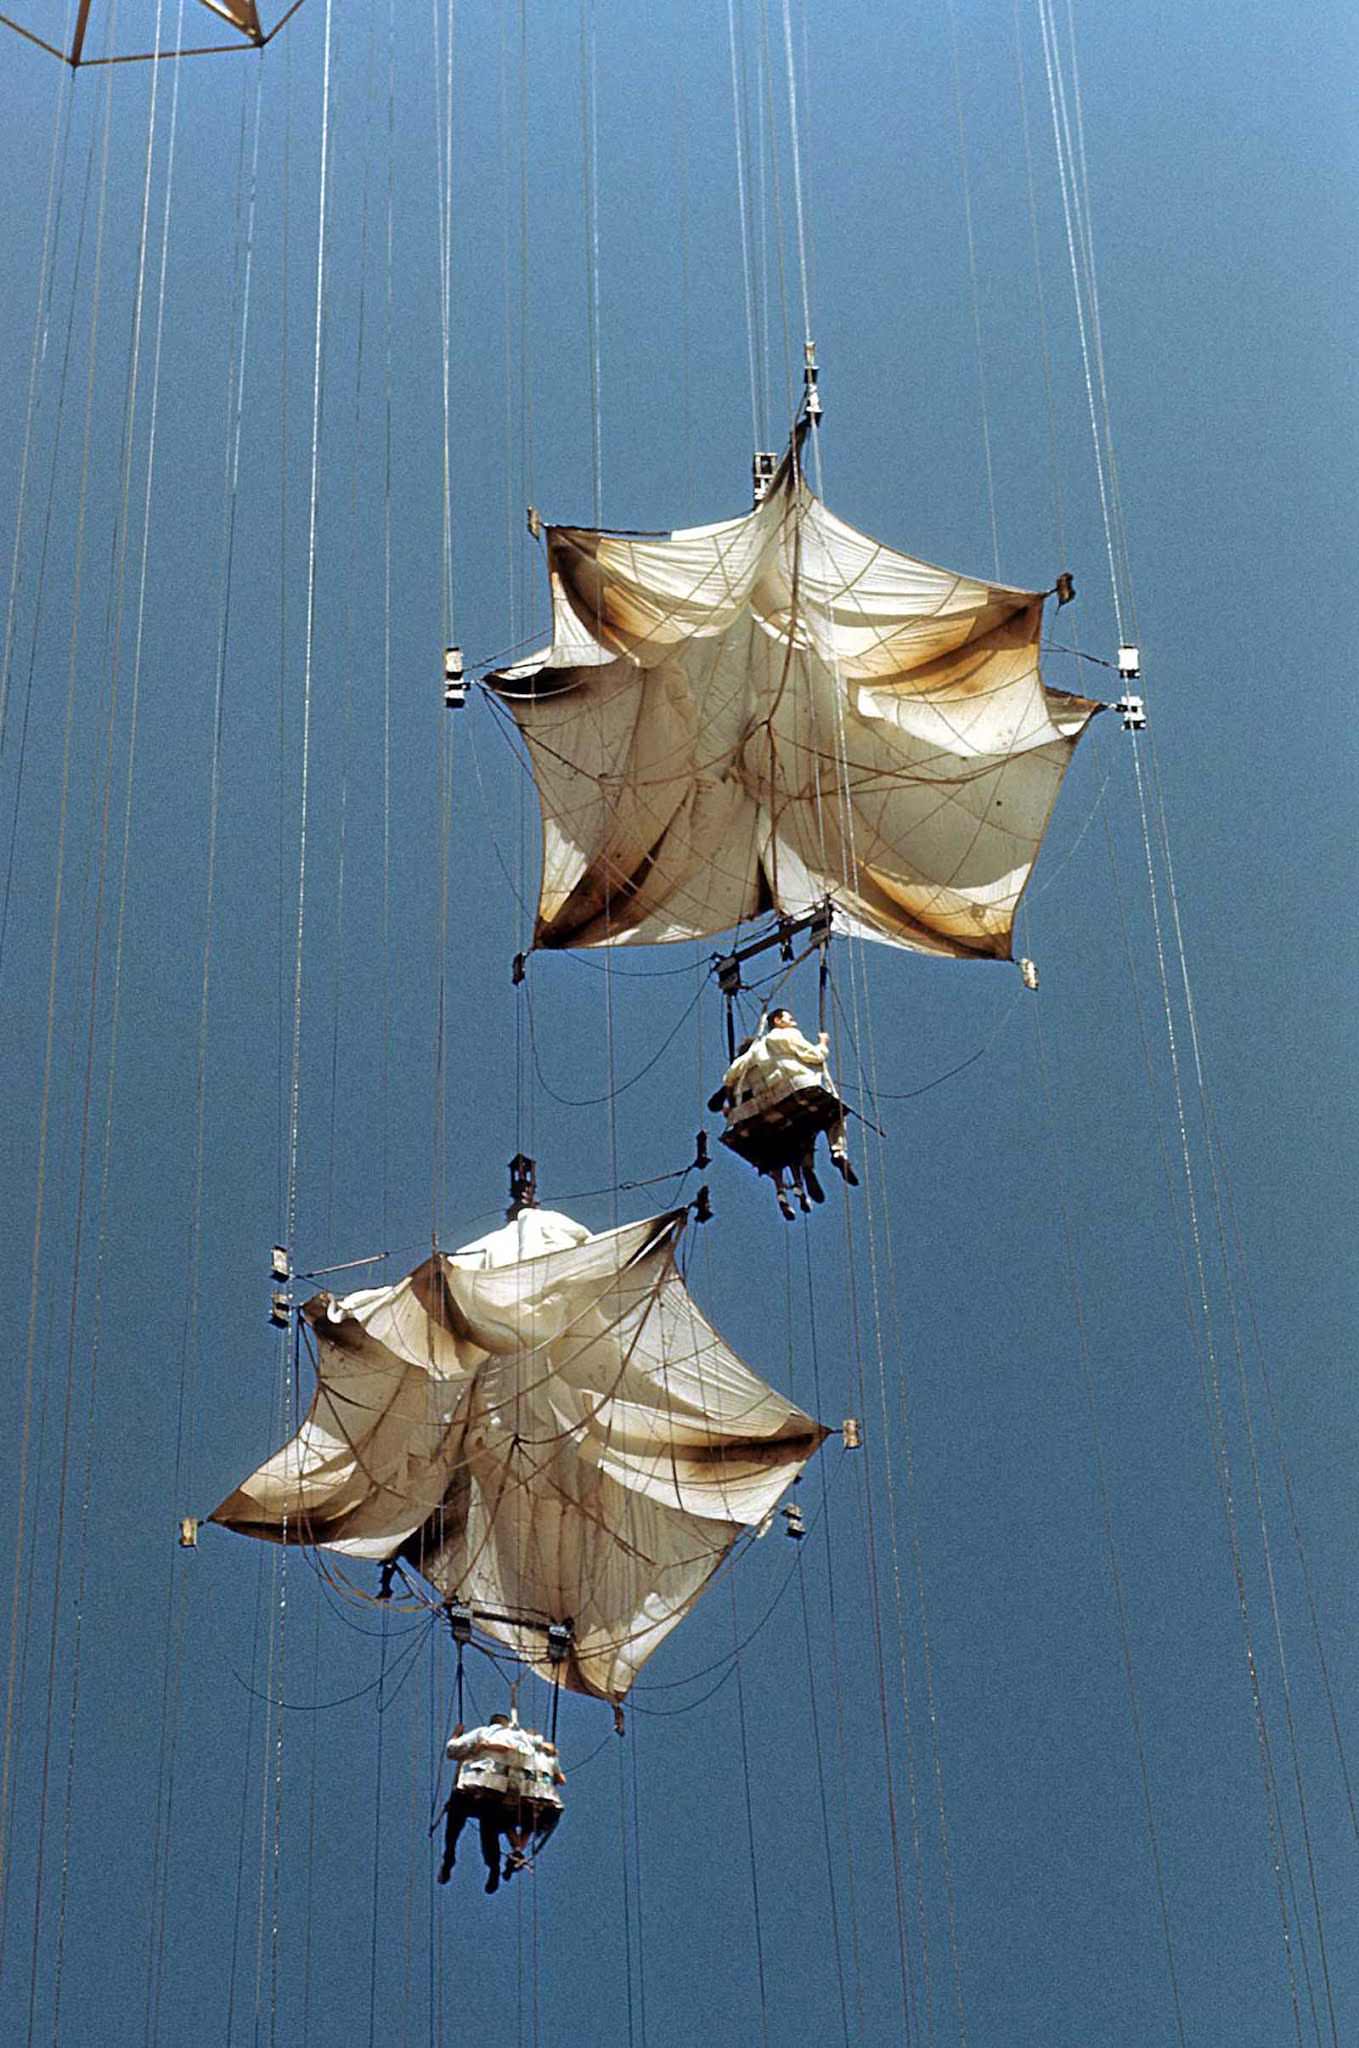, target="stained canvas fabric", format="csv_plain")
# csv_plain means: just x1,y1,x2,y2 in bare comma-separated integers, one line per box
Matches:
211,1209,826,1701
489,458,1101,957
